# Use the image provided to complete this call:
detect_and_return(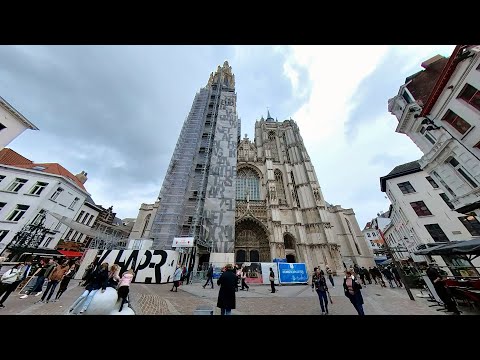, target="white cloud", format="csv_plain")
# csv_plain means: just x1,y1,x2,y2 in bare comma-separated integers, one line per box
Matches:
282,45,456,226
